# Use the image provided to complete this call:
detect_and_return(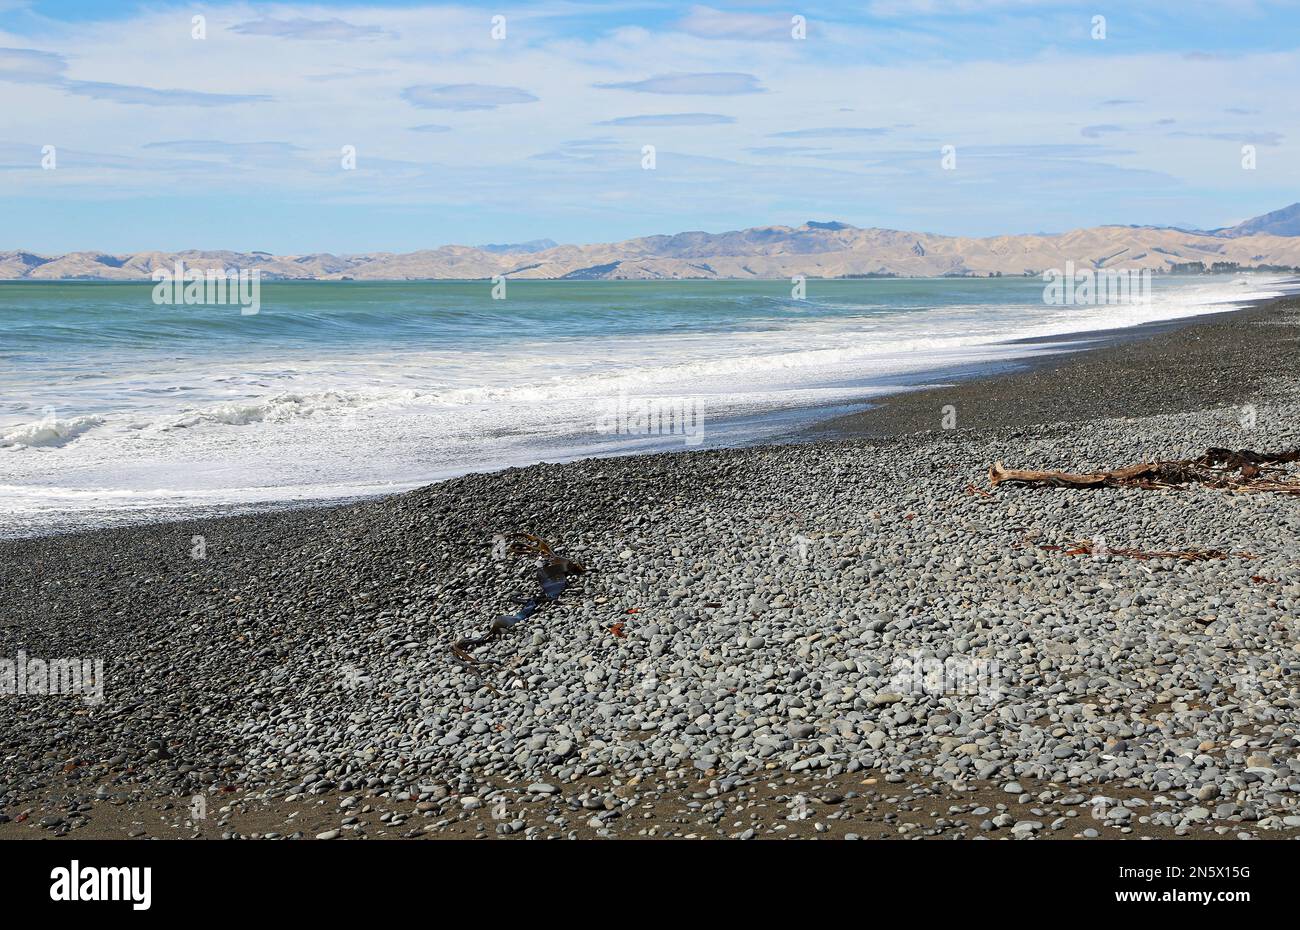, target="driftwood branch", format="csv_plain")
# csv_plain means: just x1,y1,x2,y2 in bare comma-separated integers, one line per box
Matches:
990,447,1300,495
